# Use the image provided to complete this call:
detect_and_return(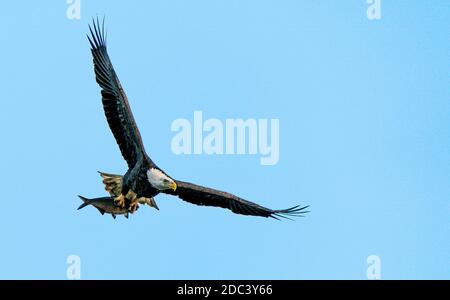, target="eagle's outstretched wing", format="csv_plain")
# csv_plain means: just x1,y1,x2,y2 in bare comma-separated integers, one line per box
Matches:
88,18,147,168
163,180,309,220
